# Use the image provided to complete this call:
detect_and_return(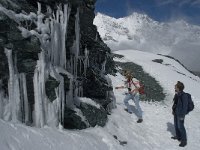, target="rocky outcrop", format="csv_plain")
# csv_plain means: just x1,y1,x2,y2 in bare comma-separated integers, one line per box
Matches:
0,0,116,129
